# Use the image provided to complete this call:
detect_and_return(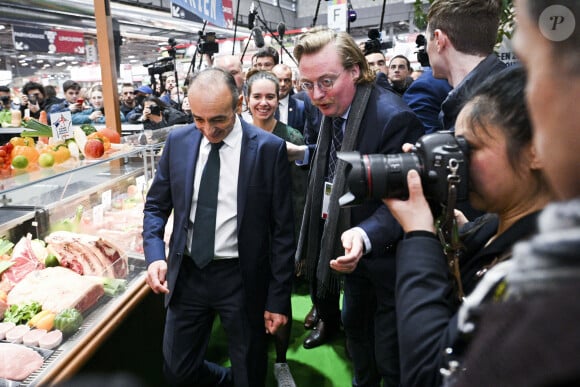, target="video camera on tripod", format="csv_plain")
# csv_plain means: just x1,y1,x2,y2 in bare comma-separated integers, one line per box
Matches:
198,31,219,56
363,28,392,56
143,57,175,76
